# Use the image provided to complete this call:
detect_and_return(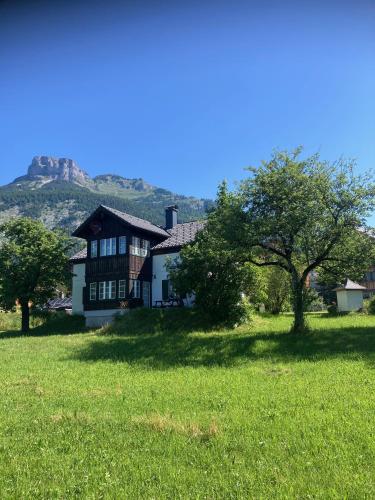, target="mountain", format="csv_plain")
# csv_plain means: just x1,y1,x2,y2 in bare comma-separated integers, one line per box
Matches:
0,156,213,233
